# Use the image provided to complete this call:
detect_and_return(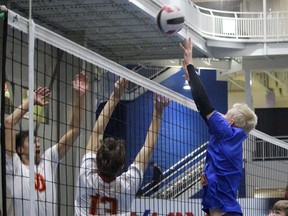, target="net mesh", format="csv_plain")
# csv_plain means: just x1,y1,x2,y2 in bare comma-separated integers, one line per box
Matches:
1,9,288,216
